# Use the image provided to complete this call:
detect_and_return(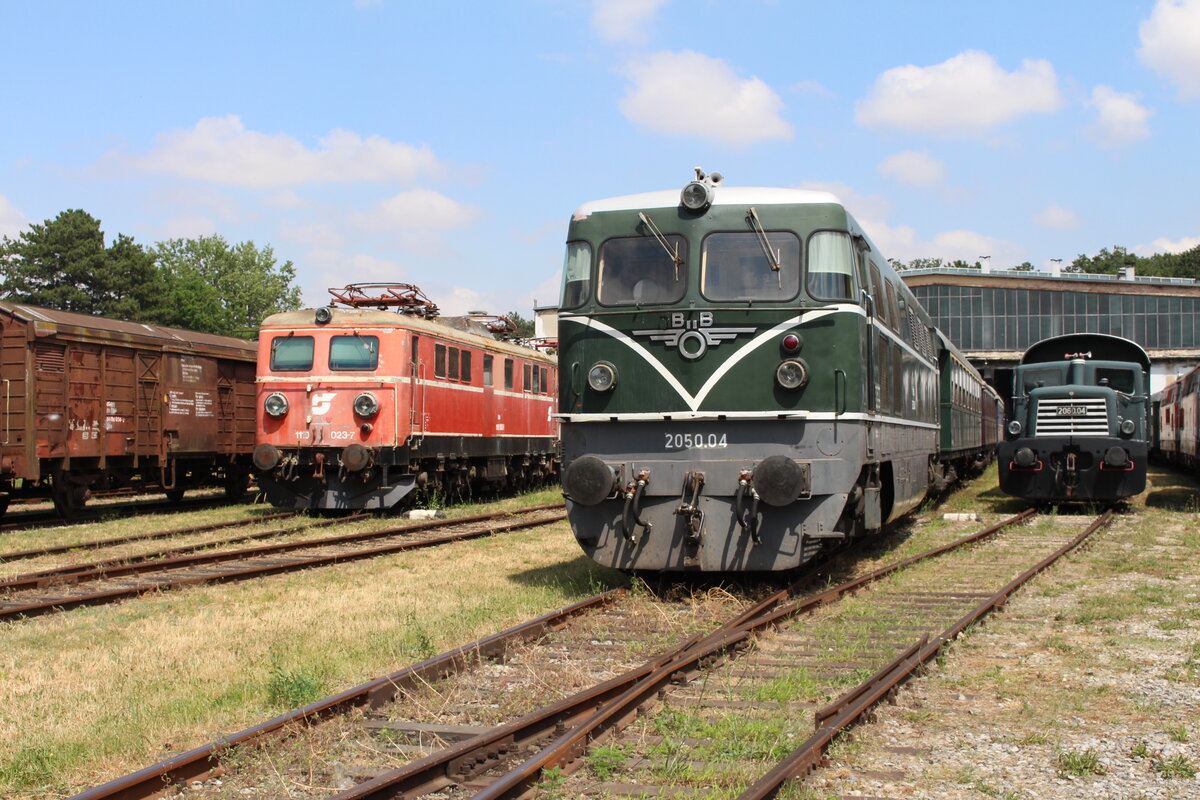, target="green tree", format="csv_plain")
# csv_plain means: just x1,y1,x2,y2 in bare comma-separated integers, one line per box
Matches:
1013,261,1035,271
1069,246,1141,275
0,209,167,320
506,310,536,339
155,235,301,337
